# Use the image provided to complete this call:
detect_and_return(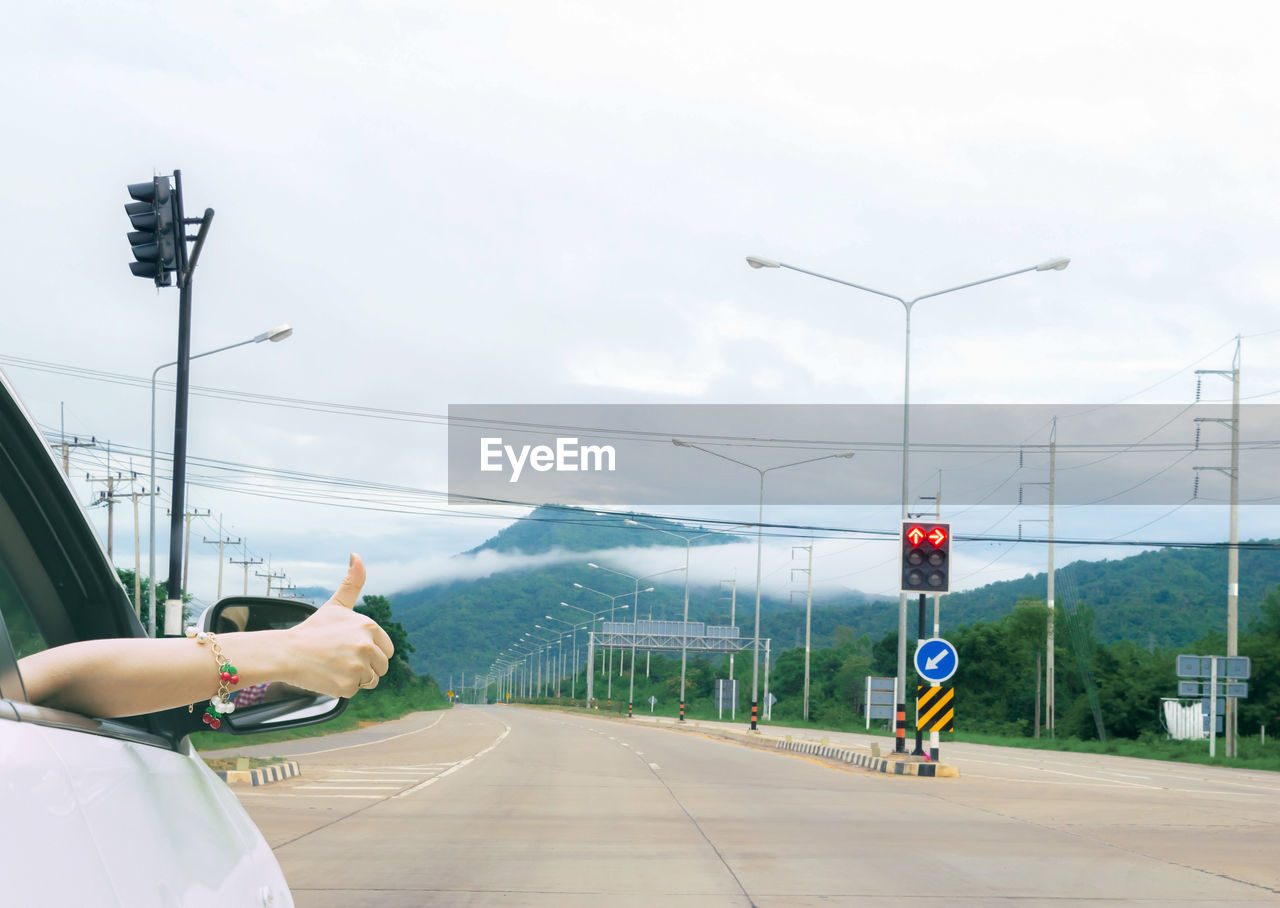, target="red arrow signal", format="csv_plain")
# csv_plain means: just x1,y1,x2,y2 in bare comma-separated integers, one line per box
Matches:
906,525,925,546
928,526,947,547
